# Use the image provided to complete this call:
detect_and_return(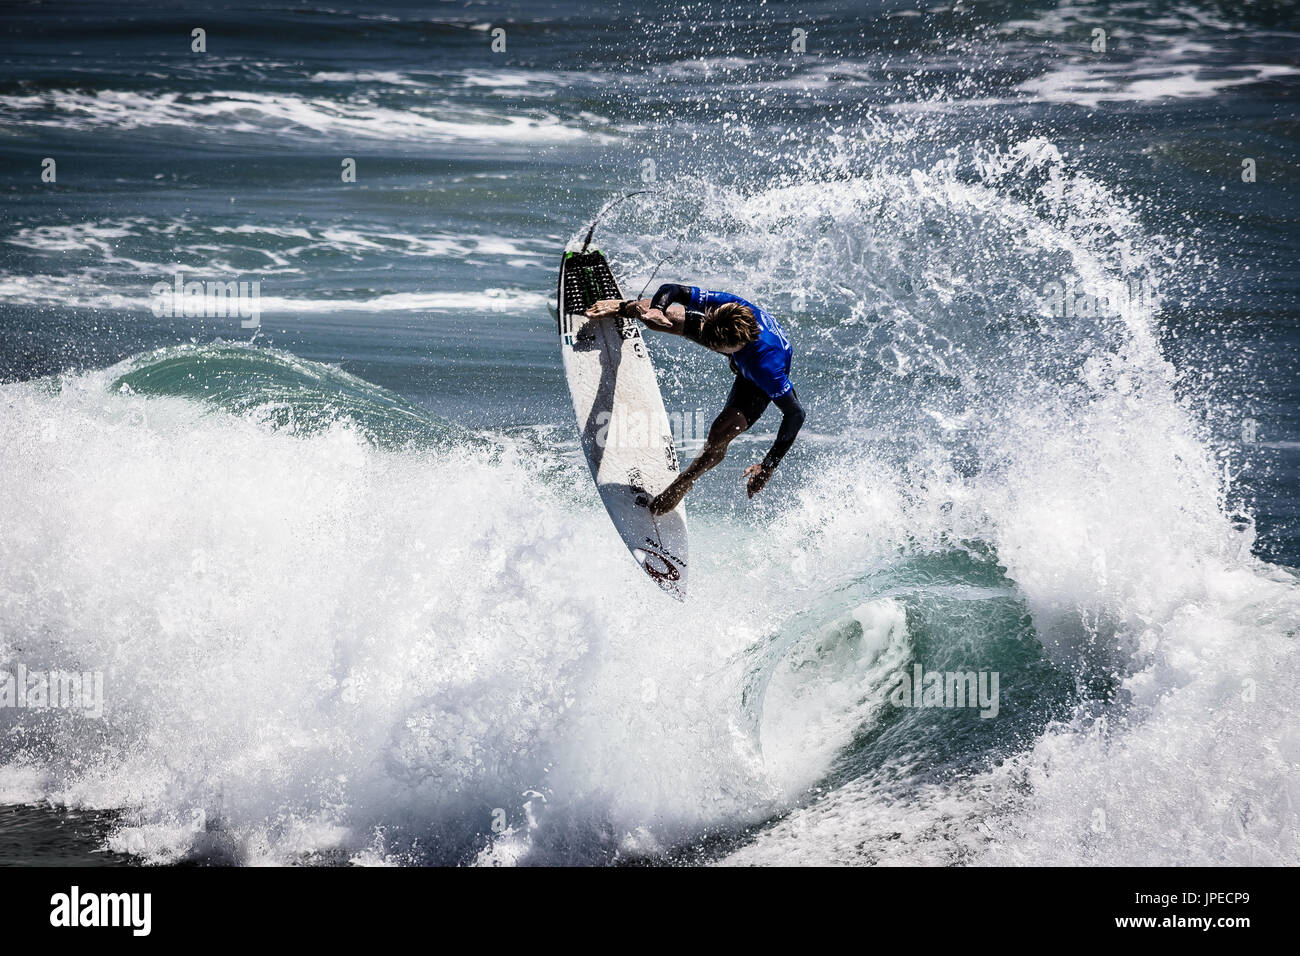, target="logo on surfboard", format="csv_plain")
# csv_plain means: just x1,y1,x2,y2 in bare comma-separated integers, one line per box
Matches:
637,547,681,582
